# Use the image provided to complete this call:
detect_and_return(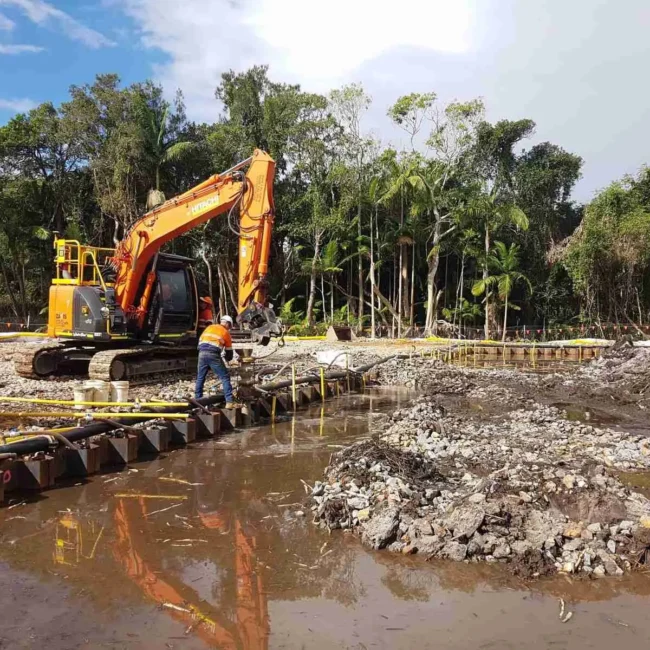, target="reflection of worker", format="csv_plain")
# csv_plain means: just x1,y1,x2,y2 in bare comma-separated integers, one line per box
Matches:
198,296,214,330
195,315,242,408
